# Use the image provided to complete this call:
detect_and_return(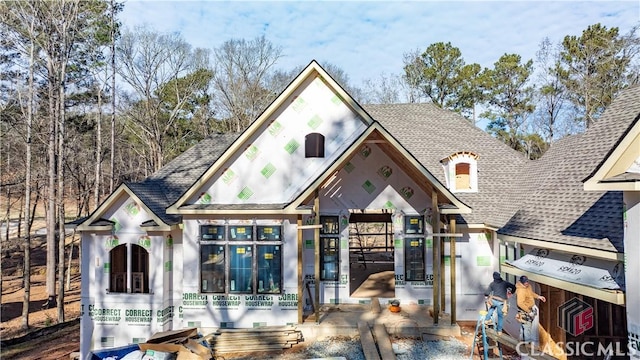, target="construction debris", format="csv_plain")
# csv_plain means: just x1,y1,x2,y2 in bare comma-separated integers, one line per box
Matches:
204,325,304,354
